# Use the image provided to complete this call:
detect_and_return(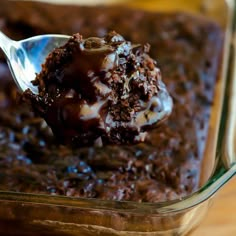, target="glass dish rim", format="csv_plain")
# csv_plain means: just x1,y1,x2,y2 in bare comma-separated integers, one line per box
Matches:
0,0,235,215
